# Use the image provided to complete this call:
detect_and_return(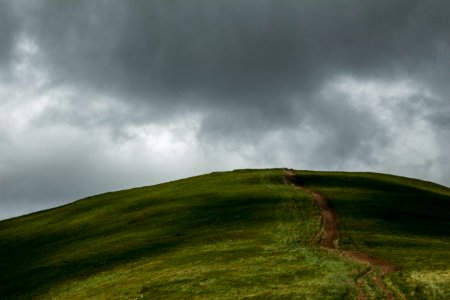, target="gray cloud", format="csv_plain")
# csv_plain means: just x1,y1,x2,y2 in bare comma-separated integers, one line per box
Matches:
19,0,450,135
0,0,18,73
1,0,450,219
22,1,448,94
